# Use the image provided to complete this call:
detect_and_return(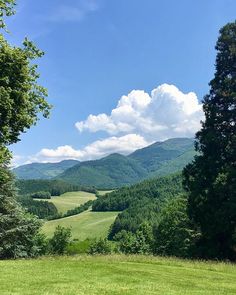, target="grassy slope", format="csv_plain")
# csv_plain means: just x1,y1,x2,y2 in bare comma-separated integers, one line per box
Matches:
43,210,119,240
47,191,96,214
1,255,236,295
